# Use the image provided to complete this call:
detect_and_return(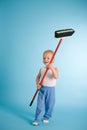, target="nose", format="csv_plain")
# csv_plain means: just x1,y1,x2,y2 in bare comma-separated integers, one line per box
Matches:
44,58,48,62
